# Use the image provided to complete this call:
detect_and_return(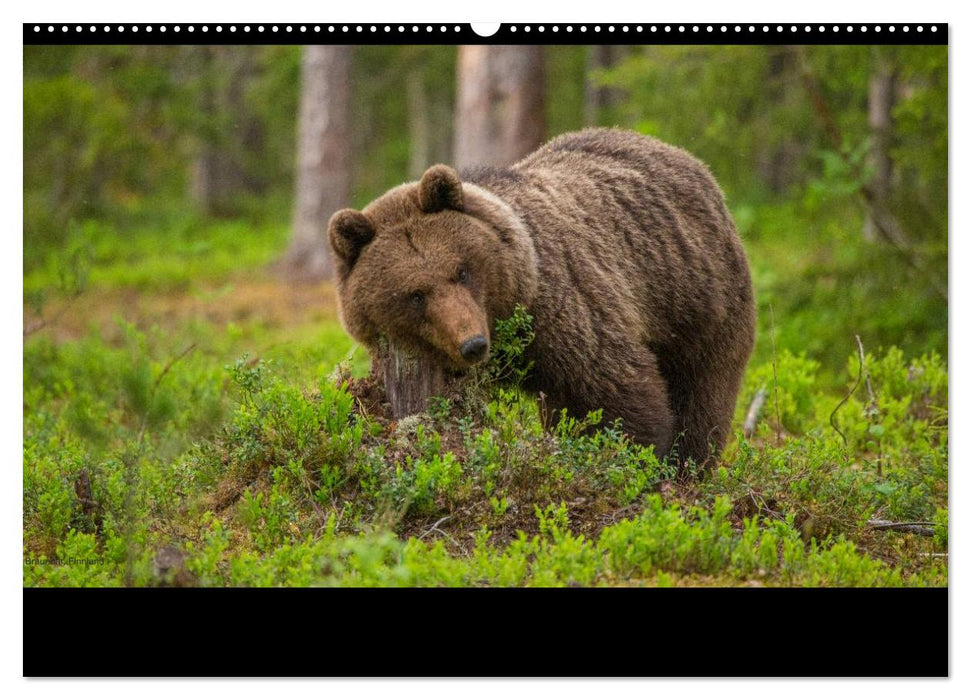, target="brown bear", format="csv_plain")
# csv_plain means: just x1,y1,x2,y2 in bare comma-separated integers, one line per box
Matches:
328,128,755,467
